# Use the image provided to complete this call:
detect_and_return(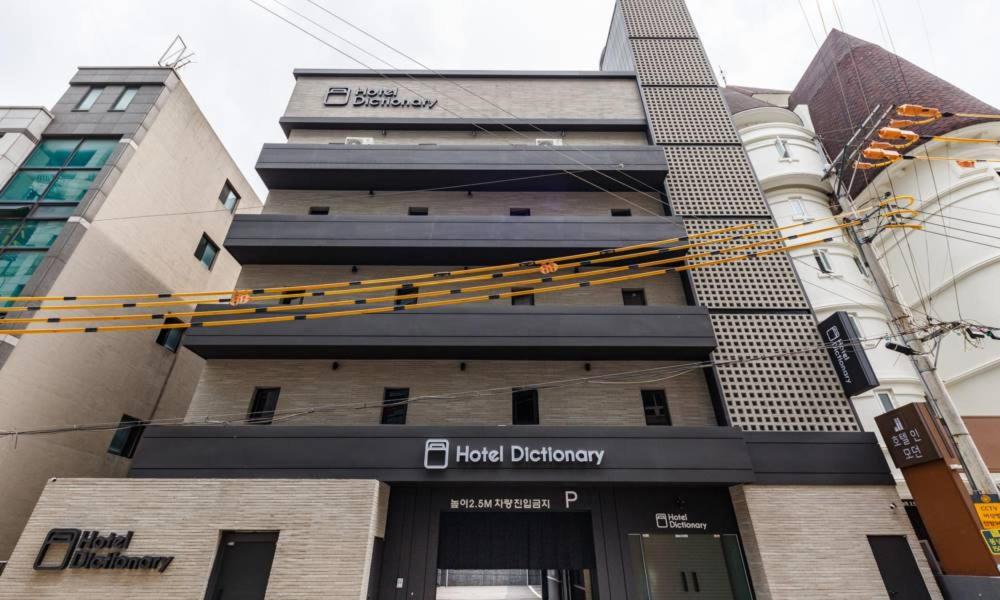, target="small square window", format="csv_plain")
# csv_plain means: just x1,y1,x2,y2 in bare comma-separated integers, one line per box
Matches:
111,87,139,112
195,233,220,270
218,182,239,213
511,287,535,306
509,208,531,216
155,317,184,352
382,388,409,424
774,137,792,159
309,206,330,215
622,288,647,306
610,208,632,217
279,290,305,306
408,207,429,216
876,391,895,413
813,249,834,274
853,254,868,277
788,197,808,220
512,388,539,424
107,415,146,458
248,388,281,424
75,87,104,111
641,390,671,426
395,286,418,306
